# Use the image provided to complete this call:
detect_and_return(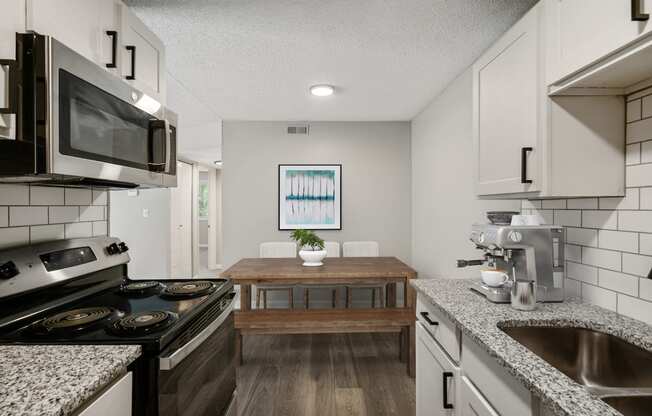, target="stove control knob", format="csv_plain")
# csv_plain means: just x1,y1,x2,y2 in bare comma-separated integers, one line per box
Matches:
0,261,19,279
118,242,129,253
106,243,120,255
